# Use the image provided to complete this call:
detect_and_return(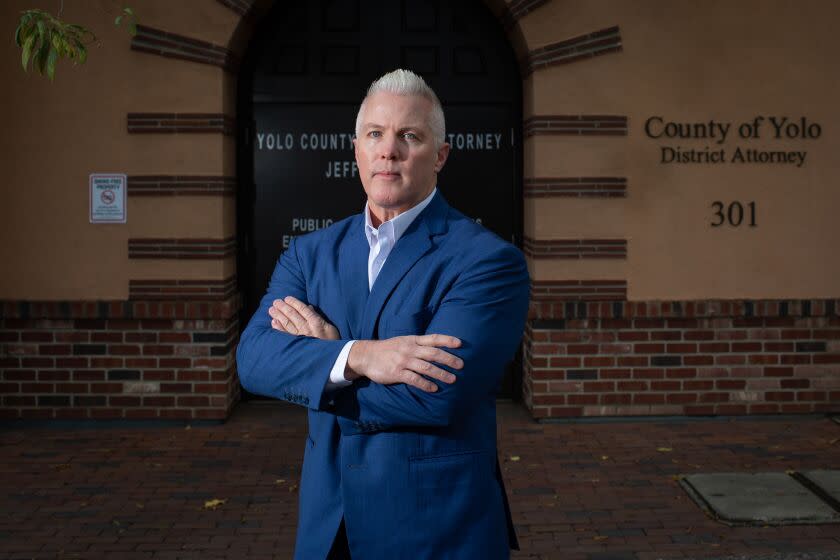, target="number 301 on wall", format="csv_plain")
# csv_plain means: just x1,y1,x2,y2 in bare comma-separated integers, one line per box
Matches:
710,201,756,227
